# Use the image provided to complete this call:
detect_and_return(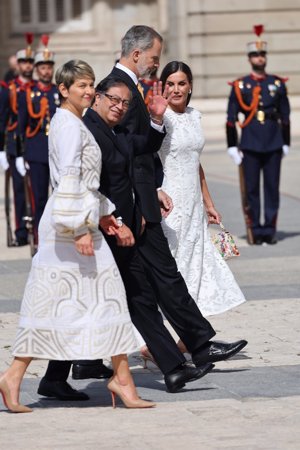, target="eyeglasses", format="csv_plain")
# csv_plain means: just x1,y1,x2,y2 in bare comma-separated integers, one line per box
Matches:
103,93,130,109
